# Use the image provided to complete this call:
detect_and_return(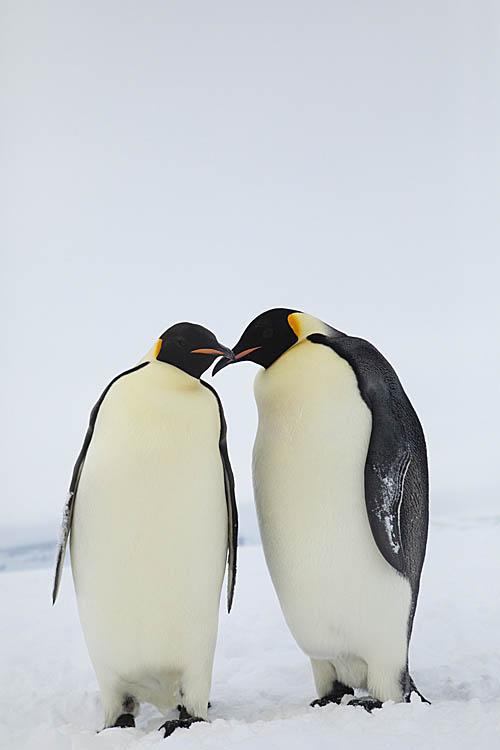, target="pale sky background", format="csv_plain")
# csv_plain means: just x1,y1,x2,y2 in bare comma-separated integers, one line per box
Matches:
2,1,499,546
